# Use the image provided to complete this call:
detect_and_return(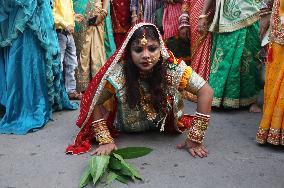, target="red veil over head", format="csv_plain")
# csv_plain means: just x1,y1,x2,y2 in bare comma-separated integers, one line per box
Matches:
66,23,192,155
